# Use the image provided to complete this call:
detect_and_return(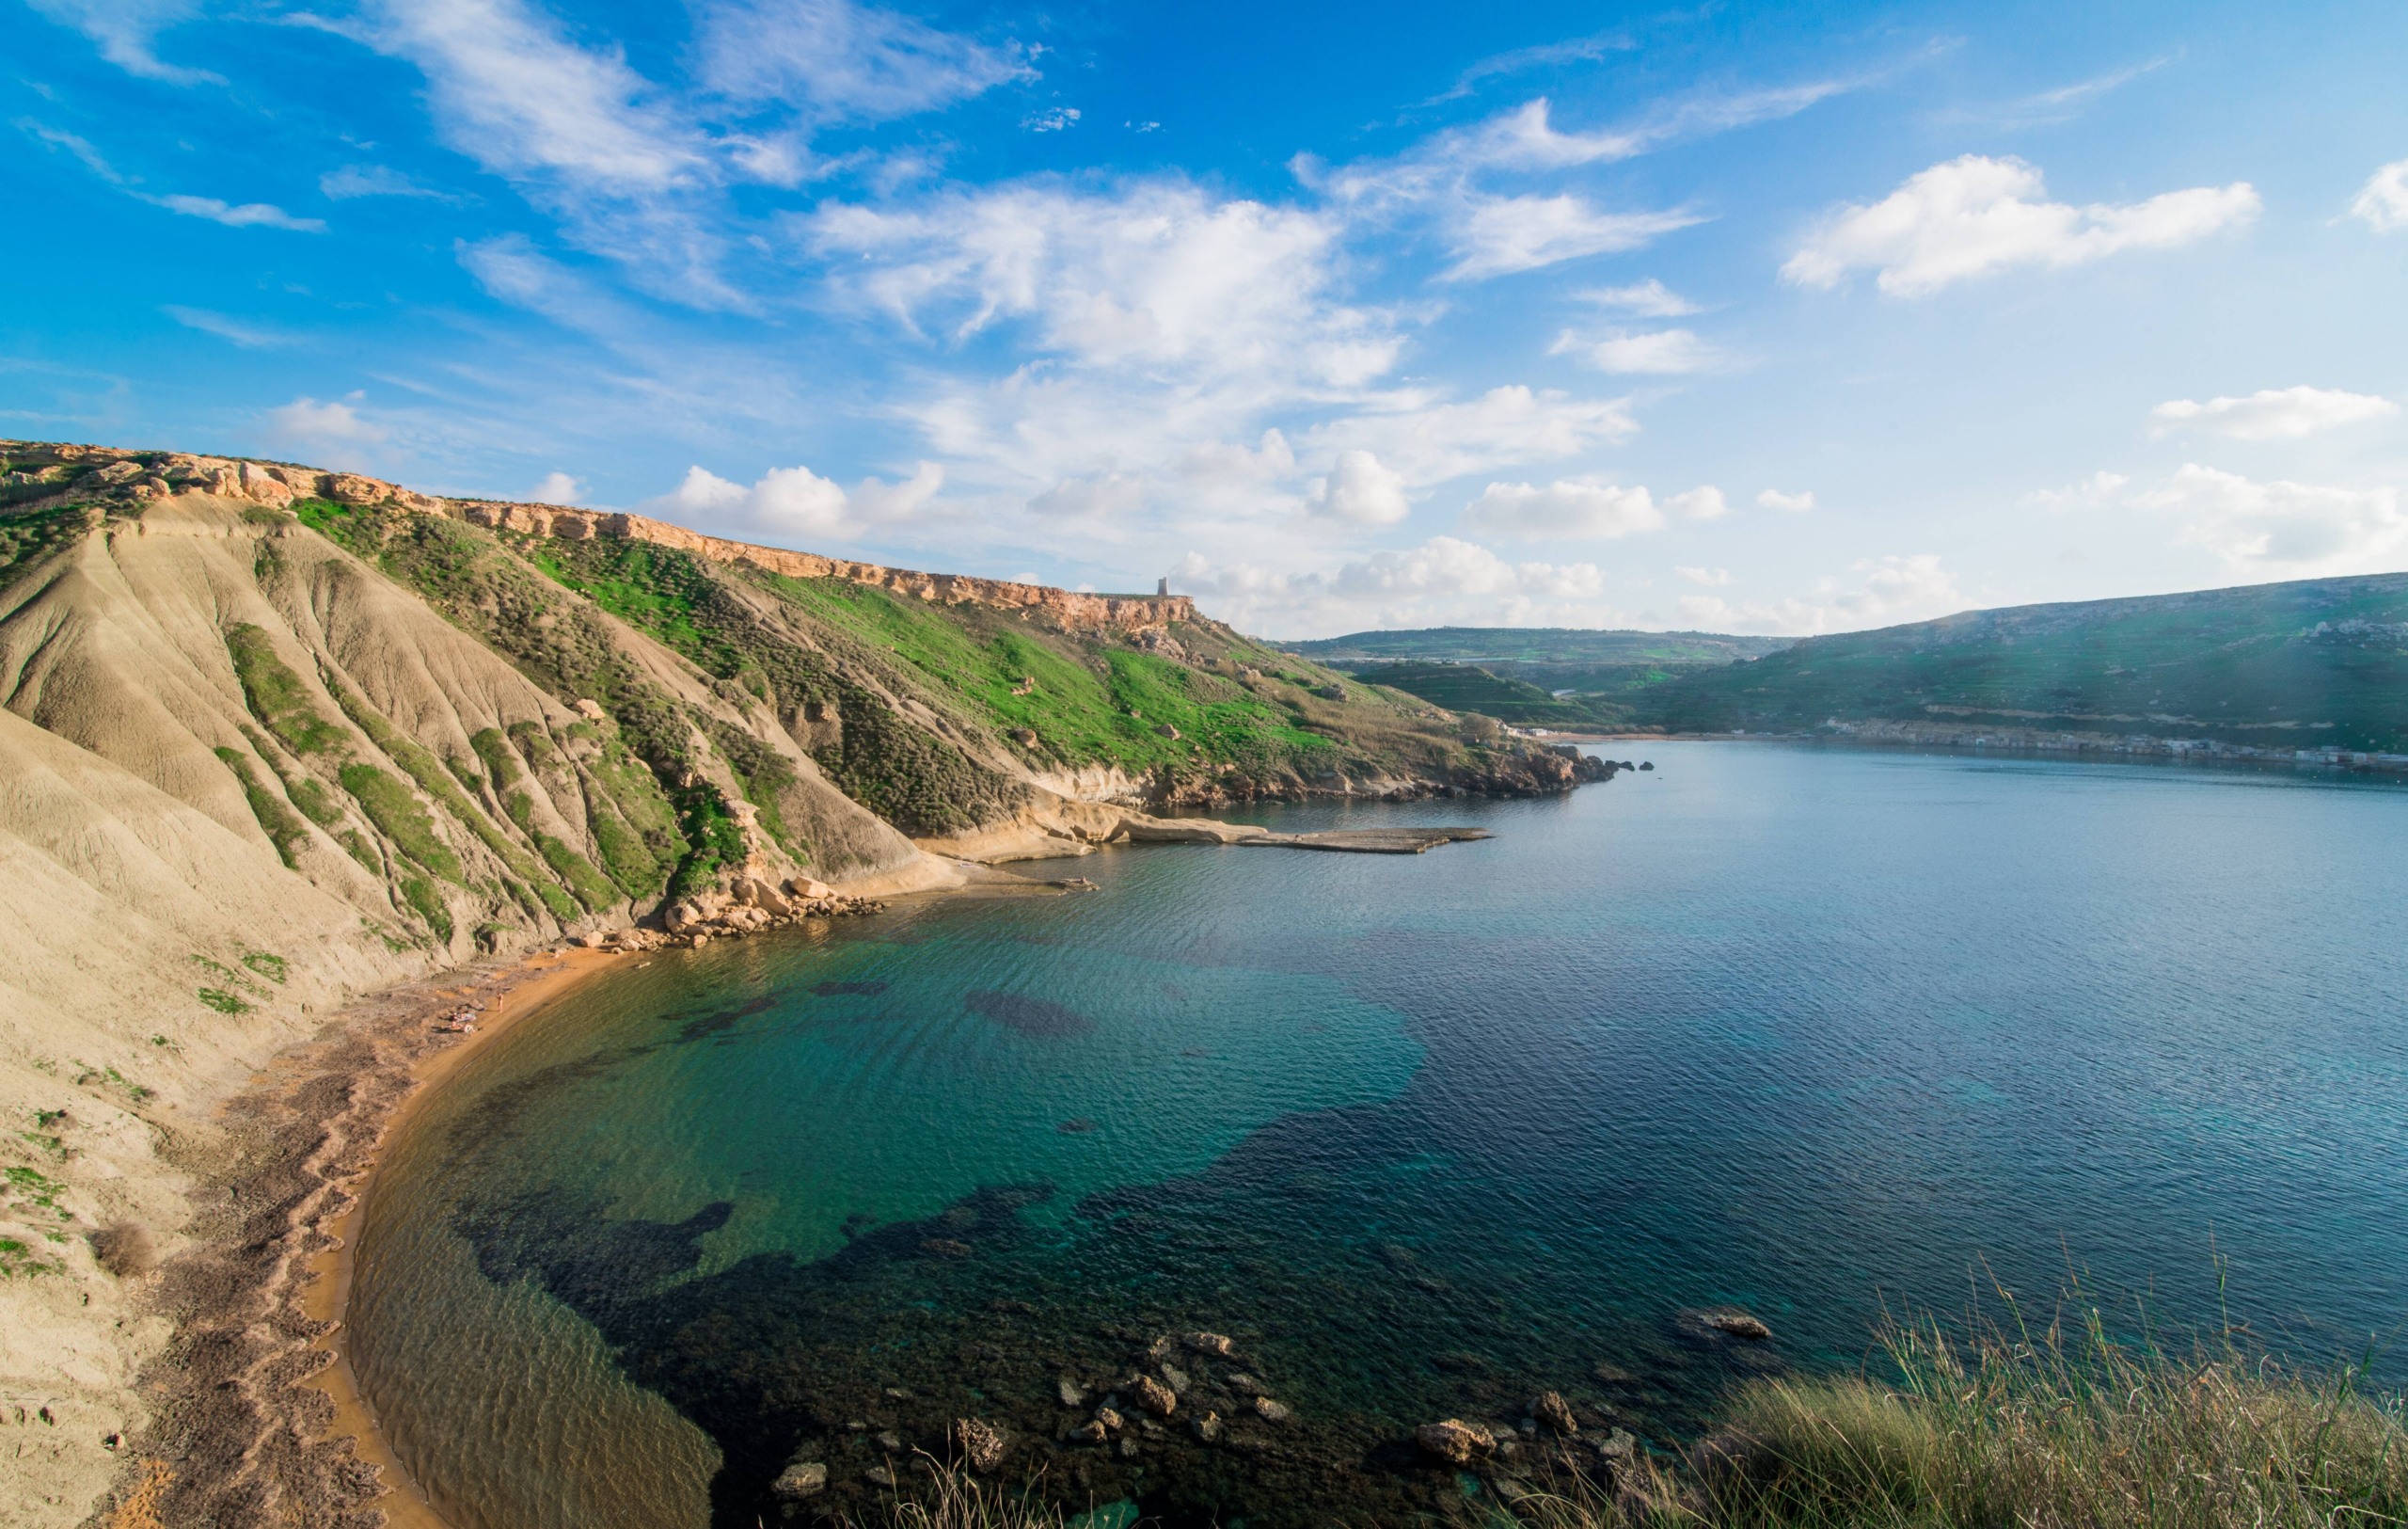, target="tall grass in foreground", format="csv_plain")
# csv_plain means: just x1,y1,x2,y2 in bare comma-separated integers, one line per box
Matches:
865,1298,2408,1529
1519,1300,2408,1529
